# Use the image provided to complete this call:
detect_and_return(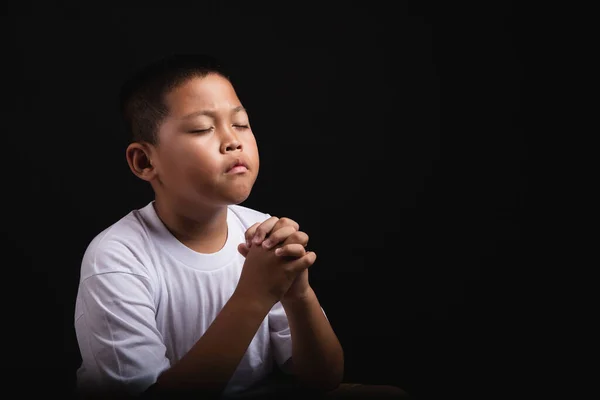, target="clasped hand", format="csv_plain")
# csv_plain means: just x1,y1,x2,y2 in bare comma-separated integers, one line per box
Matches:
237,217,315,301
